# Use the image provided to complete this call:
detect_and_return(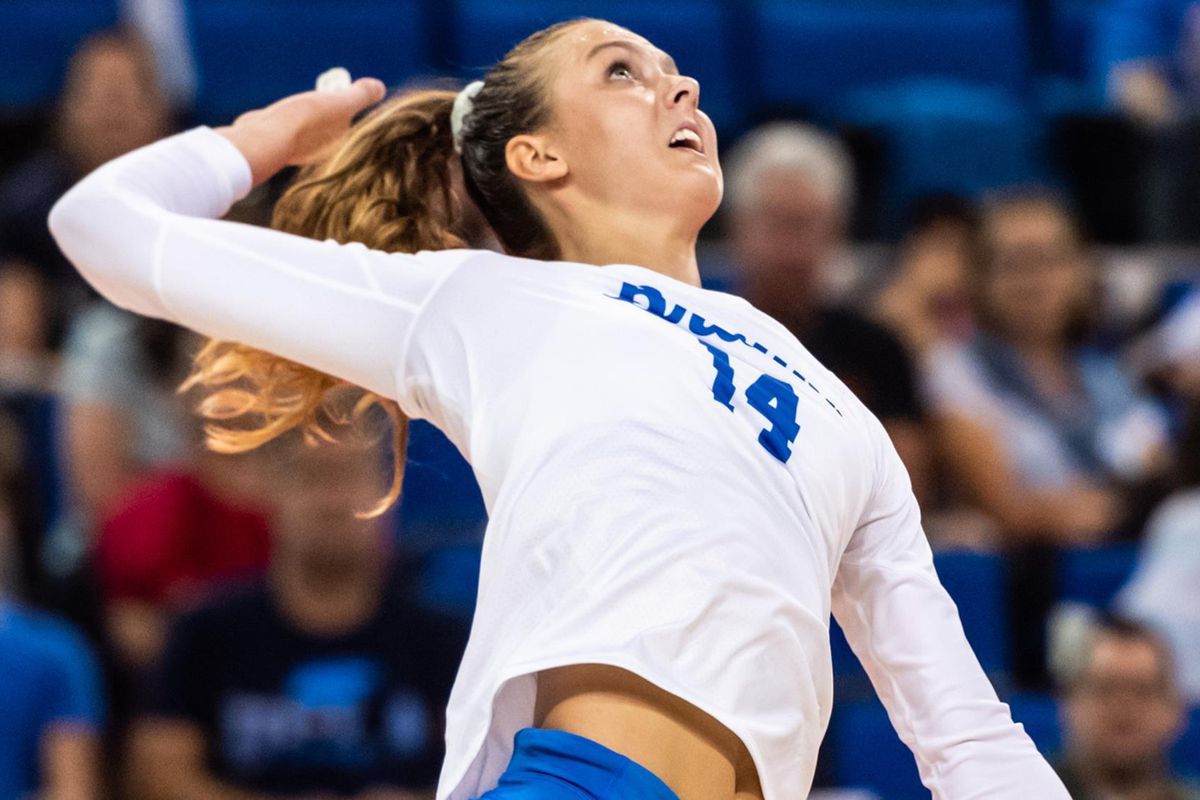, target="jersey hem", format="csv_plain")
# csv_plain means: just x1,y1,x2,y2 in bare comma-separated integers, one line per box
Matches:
441,653,780,800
